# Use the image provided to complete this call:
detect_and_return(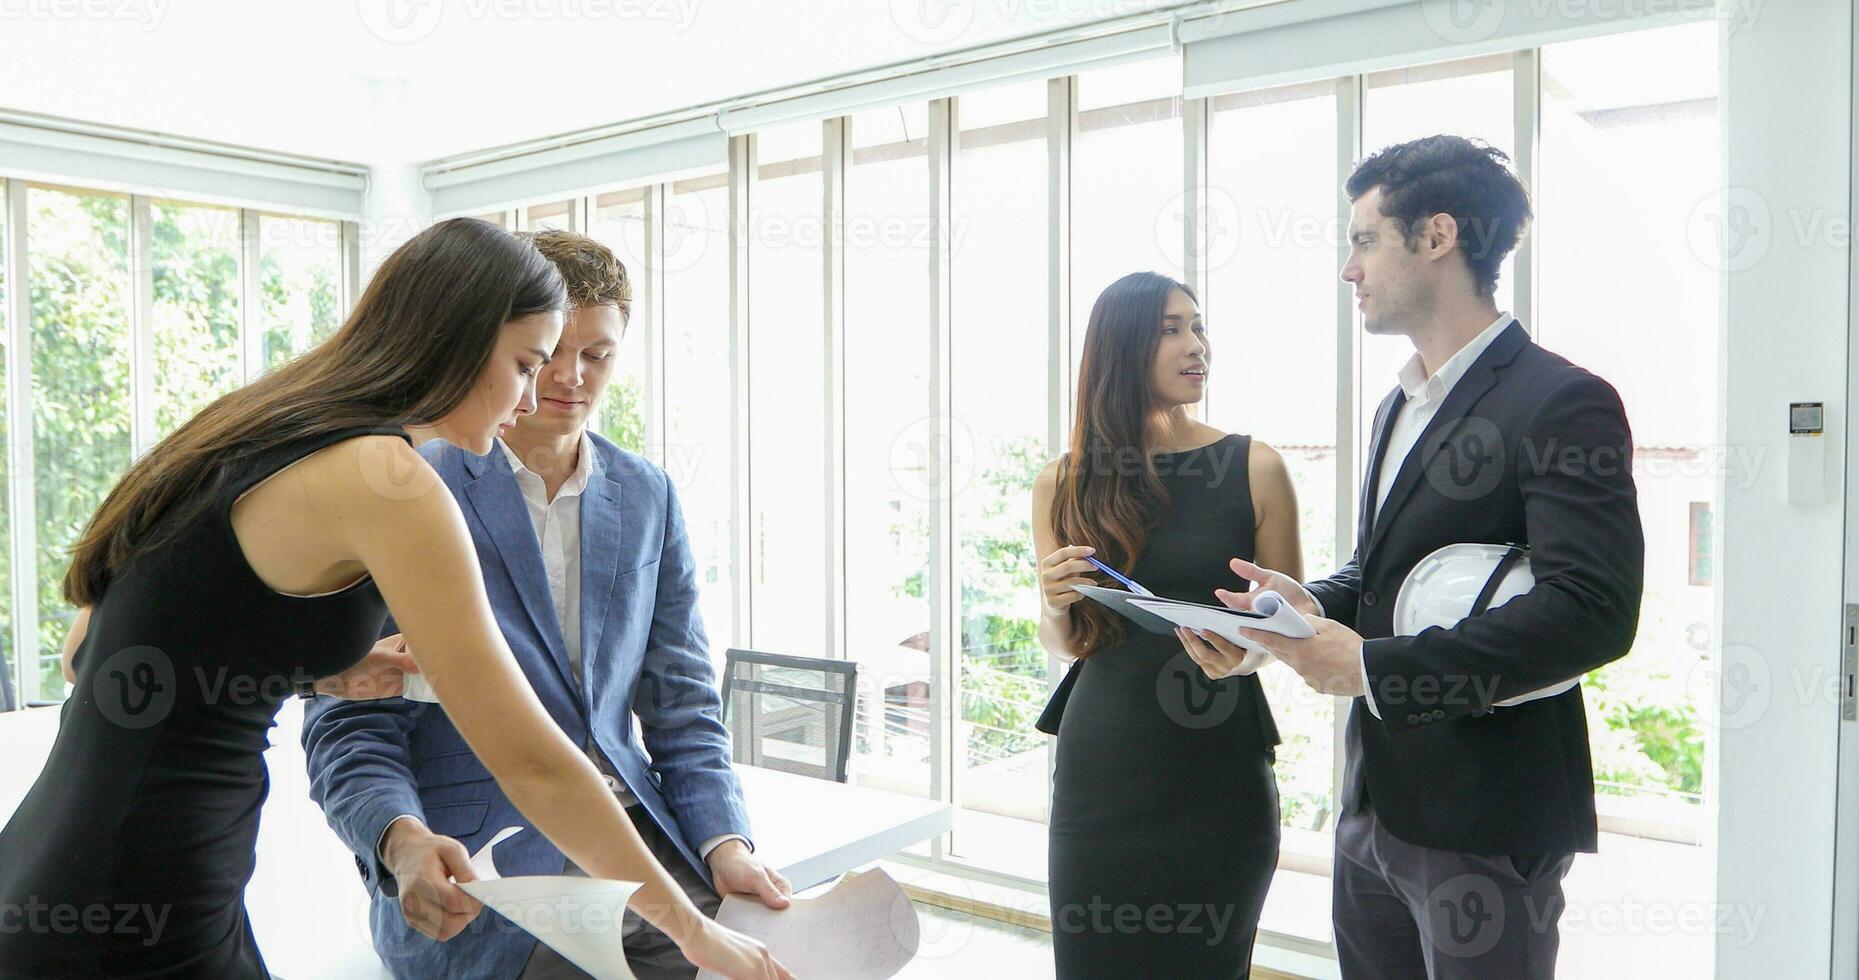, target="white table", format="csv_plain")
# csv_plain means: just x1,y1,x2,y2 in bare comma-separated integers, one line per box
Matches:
0,701,952,978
